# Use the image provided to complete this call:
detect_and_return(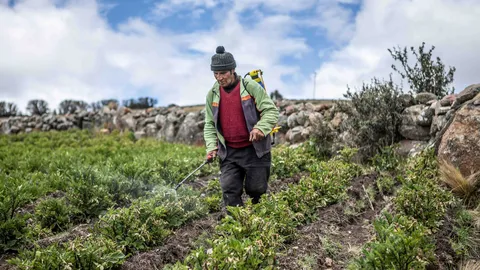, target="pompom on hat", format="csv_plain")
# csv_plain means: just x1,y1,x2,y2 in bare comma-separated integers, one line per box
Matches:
210,46,236,71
